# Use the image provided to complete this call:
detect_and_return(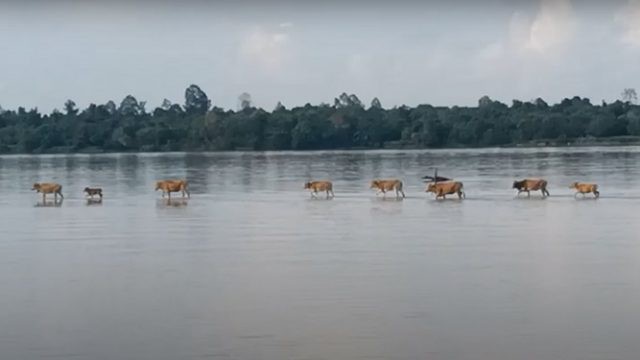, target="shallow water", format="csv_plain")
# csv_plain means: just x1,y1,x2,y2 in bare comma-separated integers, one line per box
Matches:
1,147,640,360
